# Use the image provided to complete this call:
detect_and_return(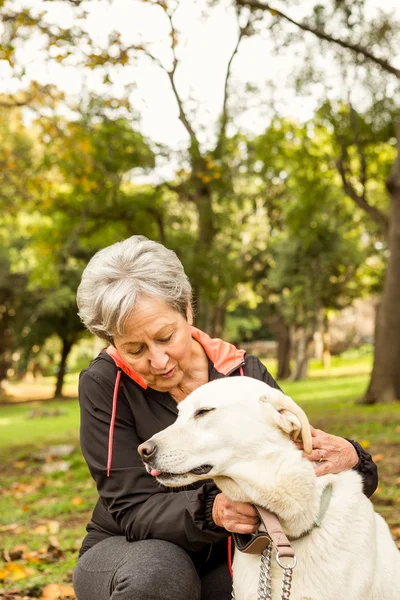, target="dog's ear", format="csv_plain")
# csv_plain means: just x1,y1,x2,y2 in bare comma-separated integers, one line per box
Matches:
259,389,313,454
